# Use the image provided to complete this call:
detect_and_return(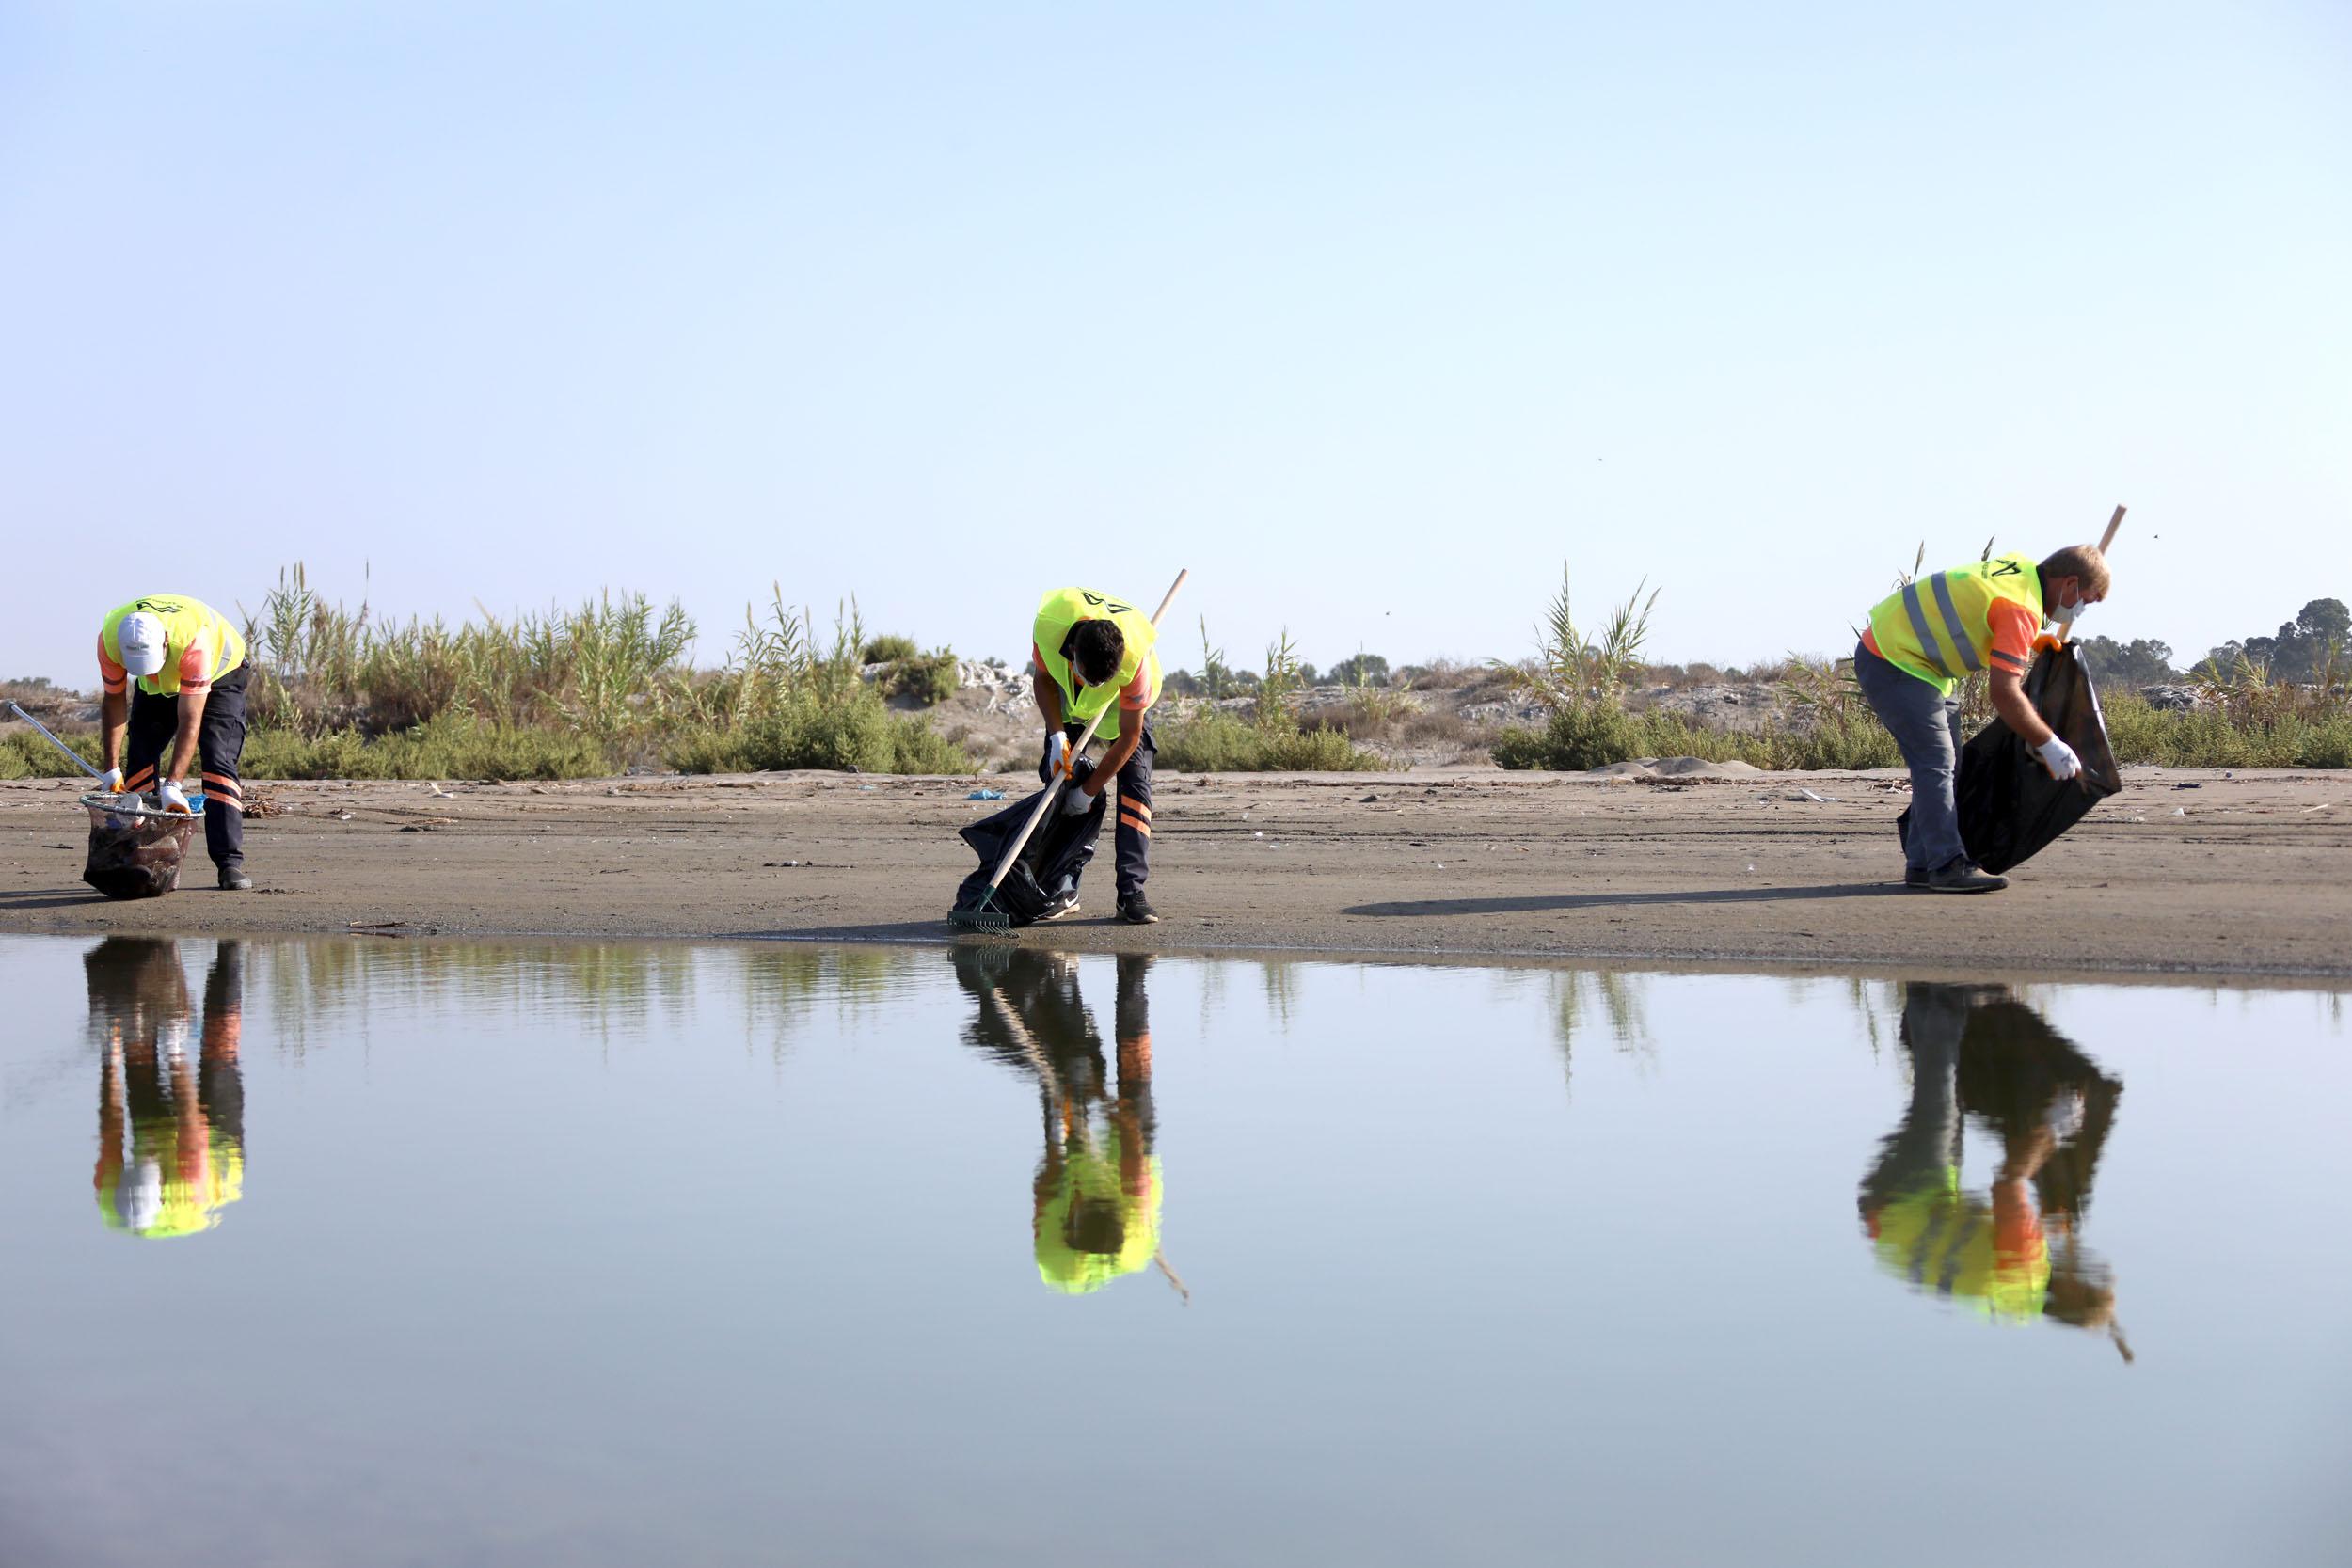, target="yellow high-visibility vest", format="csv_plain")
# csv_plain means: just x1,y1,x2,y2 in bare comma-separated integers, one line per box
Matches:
1867,1177,2051,1324
1032,587,1161,722
1033,1132,1162,1294
1866,553,2043,696
99,595,247,698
